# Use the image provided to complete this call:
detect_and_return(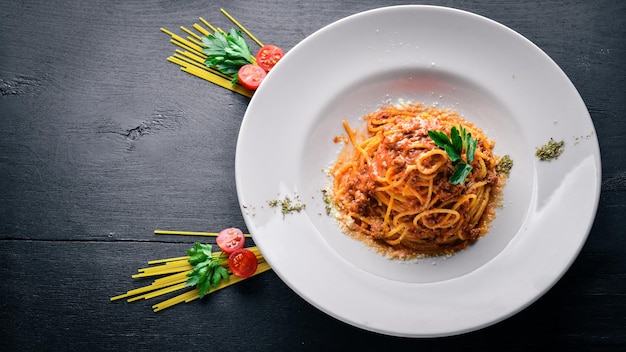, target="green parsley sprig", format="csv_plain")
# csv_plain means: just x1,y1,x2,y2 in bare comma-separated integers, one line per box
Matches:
428,125,478,185
201,28,254,83
185,242,229,298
